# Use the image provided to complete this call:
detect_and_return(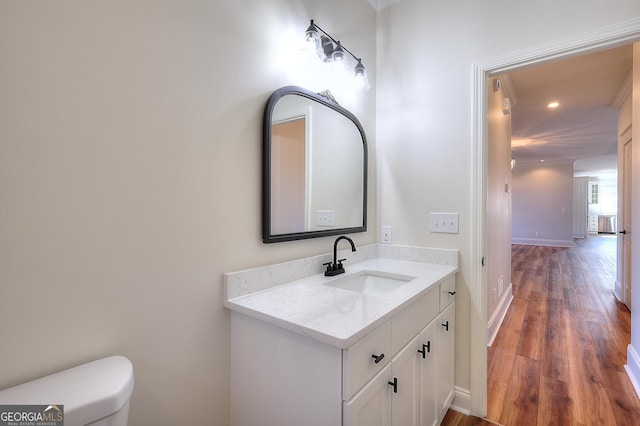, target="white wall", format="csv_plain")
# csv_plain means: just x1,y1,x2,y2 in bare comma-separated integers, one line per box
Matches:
512,162,574,246
0,2,377,425
377,0,640,407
